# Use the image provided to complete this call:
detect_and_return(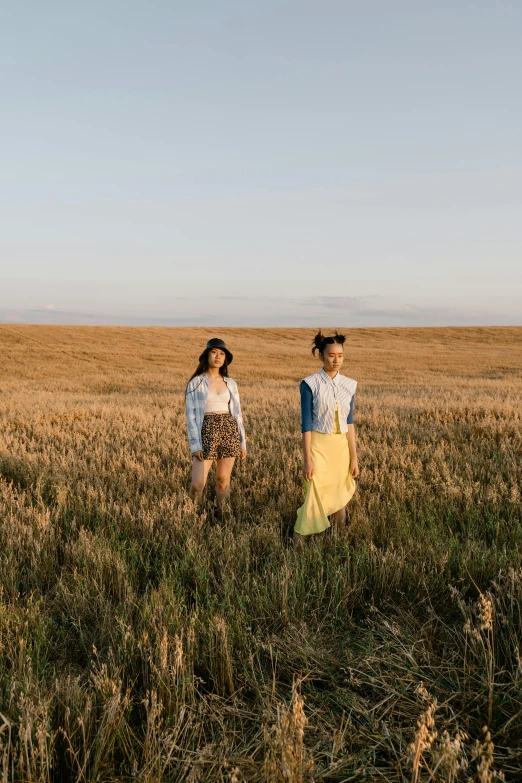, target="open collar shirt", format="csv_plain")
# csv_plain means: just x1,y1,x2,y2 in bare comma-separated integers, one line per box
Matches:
300,368,357,435
185,373,246,453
